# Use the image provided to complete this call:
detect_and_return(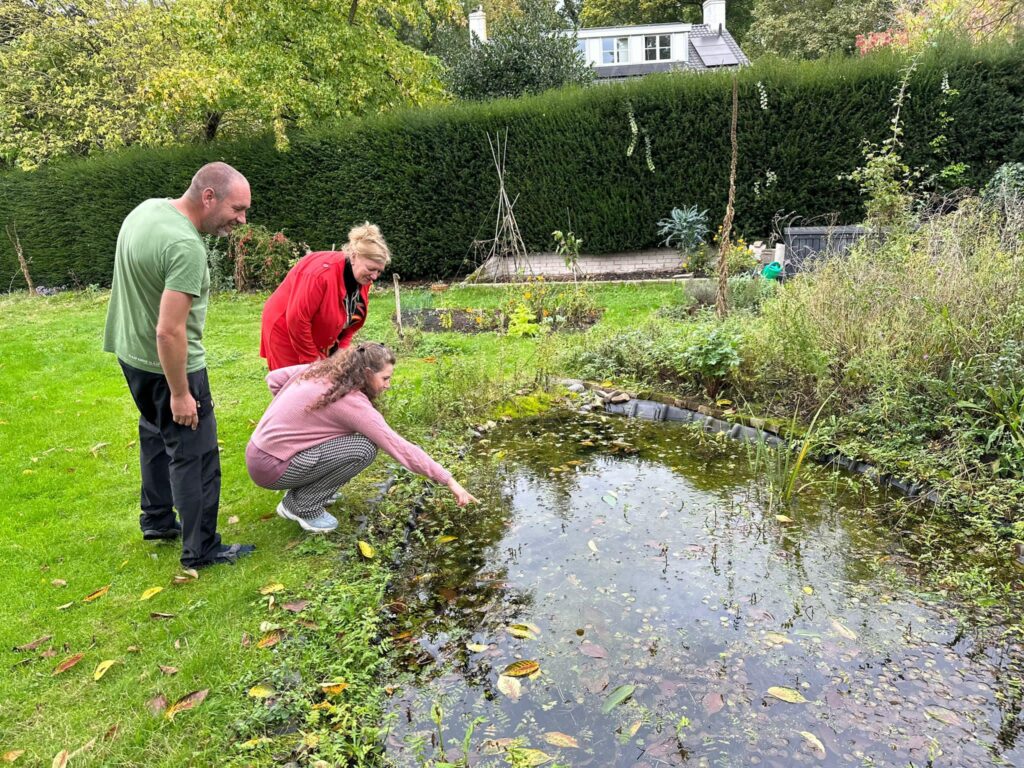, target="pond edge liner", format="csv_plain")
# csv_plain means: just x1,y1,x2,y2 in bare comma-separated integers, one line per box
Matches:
597,394,943,506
